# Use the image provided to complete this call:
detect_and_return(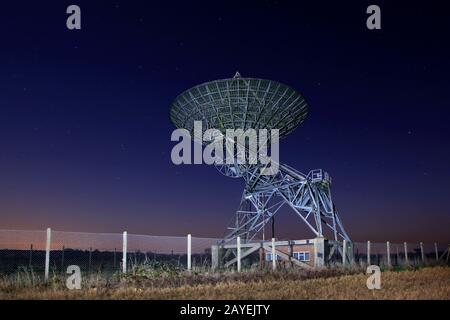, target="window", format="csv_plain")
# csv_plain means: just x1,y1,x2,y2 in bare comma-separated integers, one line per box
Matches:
293,251,310,262
265,253,280,261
